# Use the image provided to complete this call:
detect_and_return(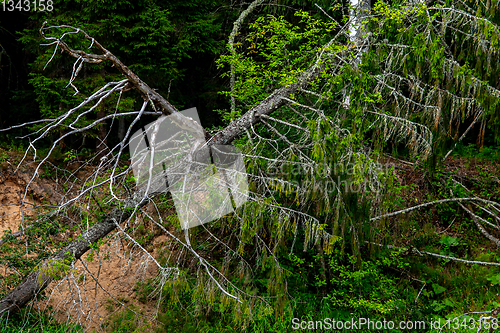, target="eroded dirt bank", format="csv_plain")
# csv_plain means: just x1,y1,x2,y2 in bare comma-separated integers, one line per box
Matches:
0,162,163,331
